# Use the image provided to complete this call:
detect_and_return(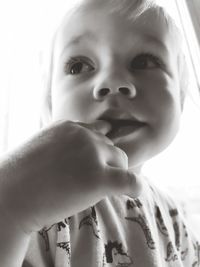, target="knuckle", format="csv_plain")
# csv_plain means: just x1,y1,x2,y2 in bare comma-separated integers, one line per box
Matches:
66,121,90,139
52,120,75,134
